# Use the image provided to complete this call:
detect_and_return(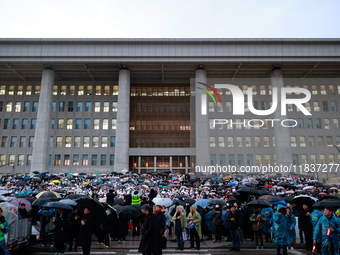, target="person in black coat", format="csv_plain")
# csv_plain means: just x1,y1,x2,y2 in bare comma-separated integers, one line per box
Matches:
298,204,313,251
53,209,69,255
226,205,242,251
18,204,28,219
68,208,81,252
78,207,95,255
139,205,158,255
148,189,157,202
106,190,117,205
154,205,166,255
